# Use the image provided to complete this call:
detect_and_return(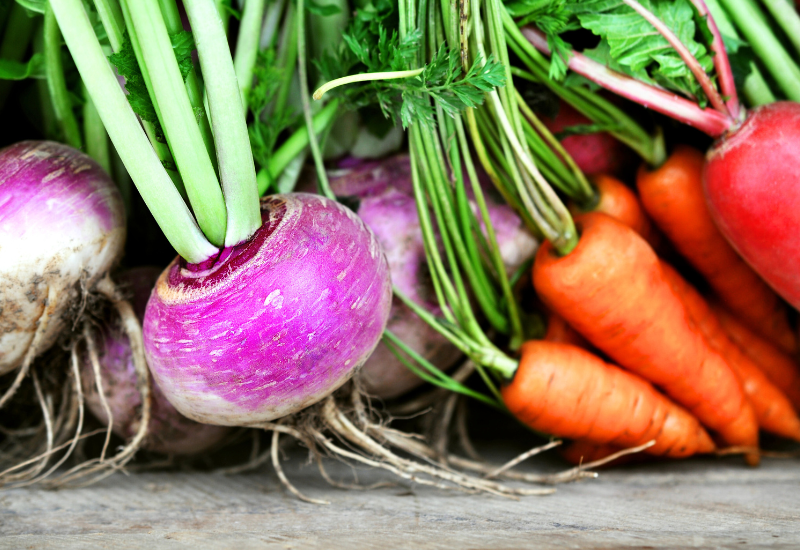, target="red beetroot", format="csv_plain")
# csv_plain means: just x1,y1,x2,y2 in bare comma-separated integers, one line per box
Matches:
543,101,633,177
